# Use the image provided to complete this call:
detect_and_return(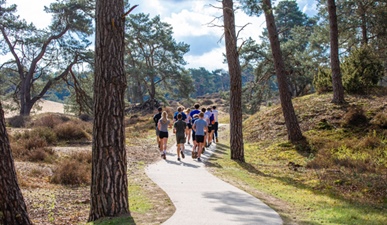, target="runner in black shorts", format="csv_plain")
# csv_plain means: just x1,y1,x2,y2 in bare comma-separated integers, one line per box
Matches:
158,111,171,159
190,114,199,158
192,112,208,162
